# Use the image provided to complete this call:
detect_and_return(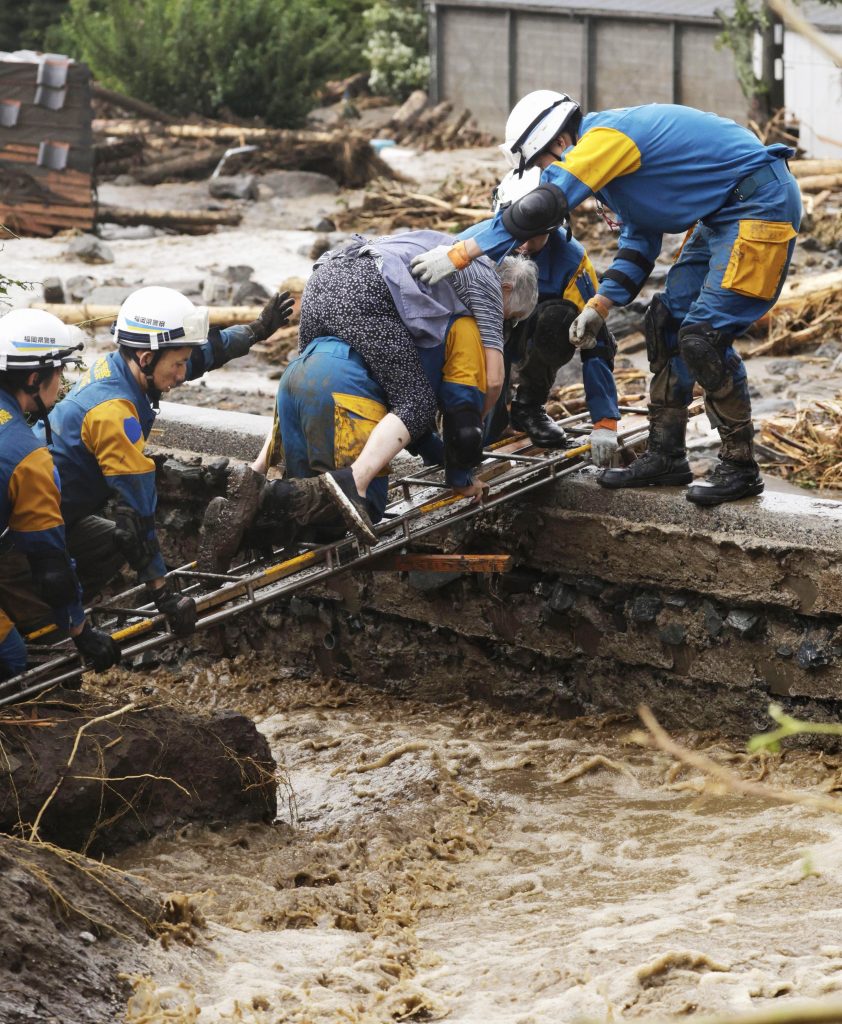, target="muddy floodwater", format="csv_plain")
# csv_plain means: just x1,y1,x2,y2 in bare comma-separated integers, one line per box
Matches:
110,662,842,1023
